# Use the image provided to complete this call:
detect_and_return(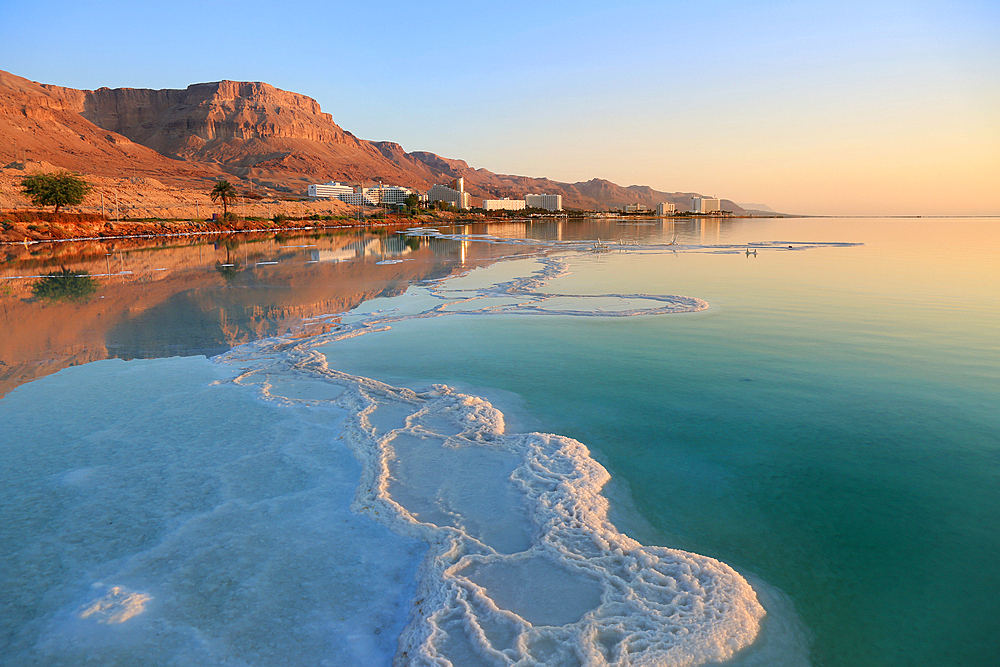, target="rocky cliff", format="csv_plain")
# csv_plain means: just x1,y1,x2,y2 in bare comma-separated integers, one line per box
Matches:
0,70,213,186
1,69,742,211
79,81,355,156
